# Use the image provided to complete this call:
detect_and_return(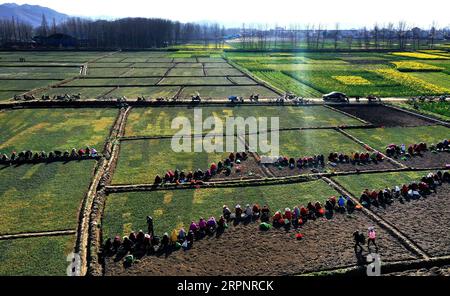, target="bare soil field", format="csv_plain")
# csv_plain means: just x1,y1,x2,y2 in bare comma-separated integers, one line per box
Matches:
369,183,450,257
209,155,268,181
333,105,436,127
105,211,417,276
396,151,450,169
